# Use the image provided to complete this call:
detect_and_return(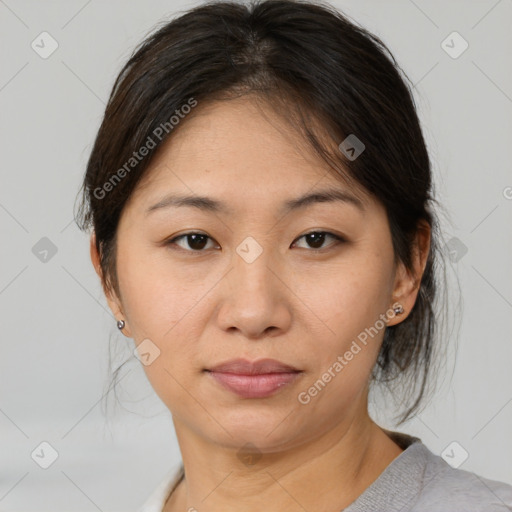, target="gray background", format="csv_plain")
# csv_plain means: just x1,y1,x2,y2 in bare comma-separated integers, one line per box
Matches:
1,0,511,510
